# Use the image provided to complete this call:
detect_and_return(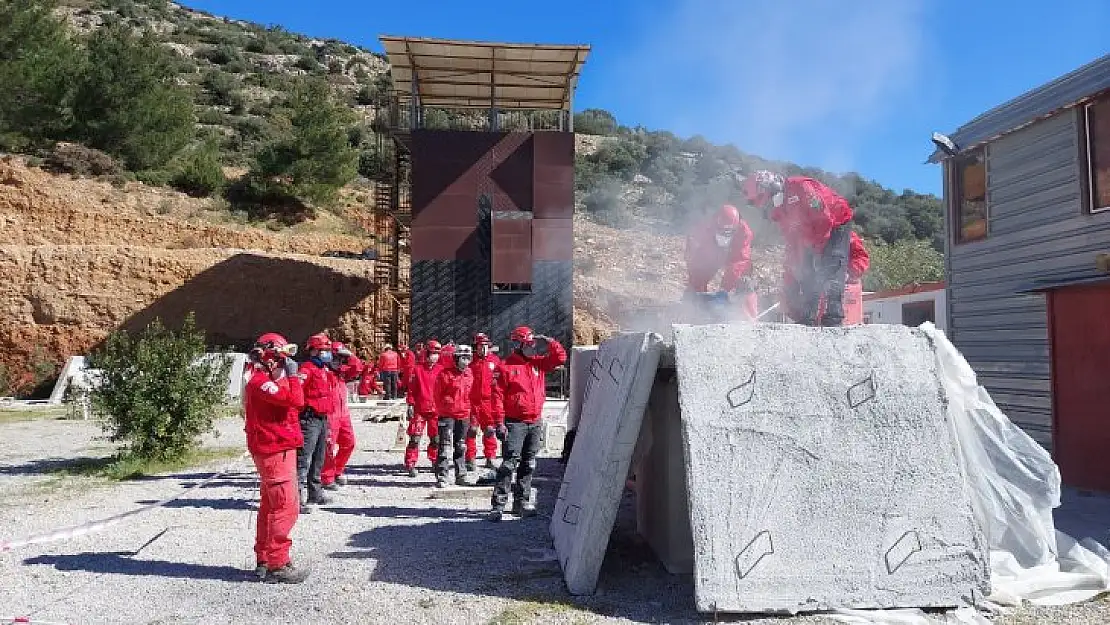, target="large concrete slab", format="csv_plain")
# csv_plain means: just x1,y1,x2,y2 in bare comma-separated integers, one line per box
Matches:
567,346,599,431
551,332,663,595
672,323,989,614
